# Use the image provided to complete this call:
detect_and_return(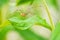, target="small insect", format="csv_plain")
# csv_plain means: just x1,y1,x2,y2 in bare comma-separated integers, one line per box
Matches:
21,13,26,17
